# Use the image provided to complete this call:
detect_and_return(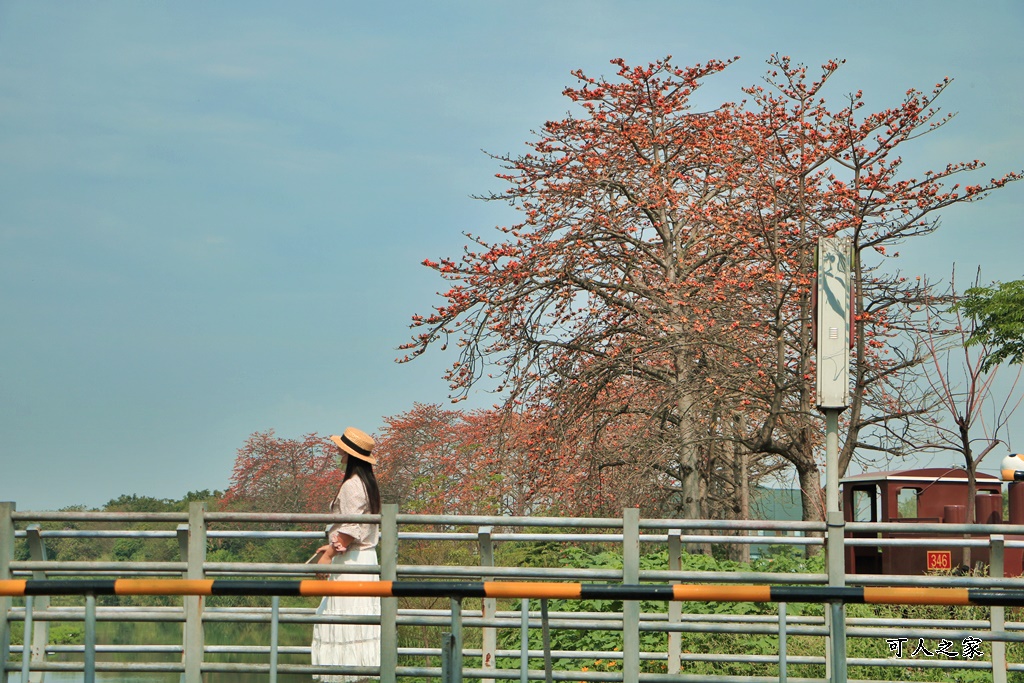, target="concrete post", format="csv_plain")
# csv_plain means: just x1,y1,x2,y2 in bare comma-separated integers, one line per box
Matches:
826,510,847,683
379,504,398,683
176,524,189,562
1,502,16,677
992,534,1007,683
26,524,50,683
479,526,496,683
667,529,682,674
183,502,207,683
622,509,640,683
